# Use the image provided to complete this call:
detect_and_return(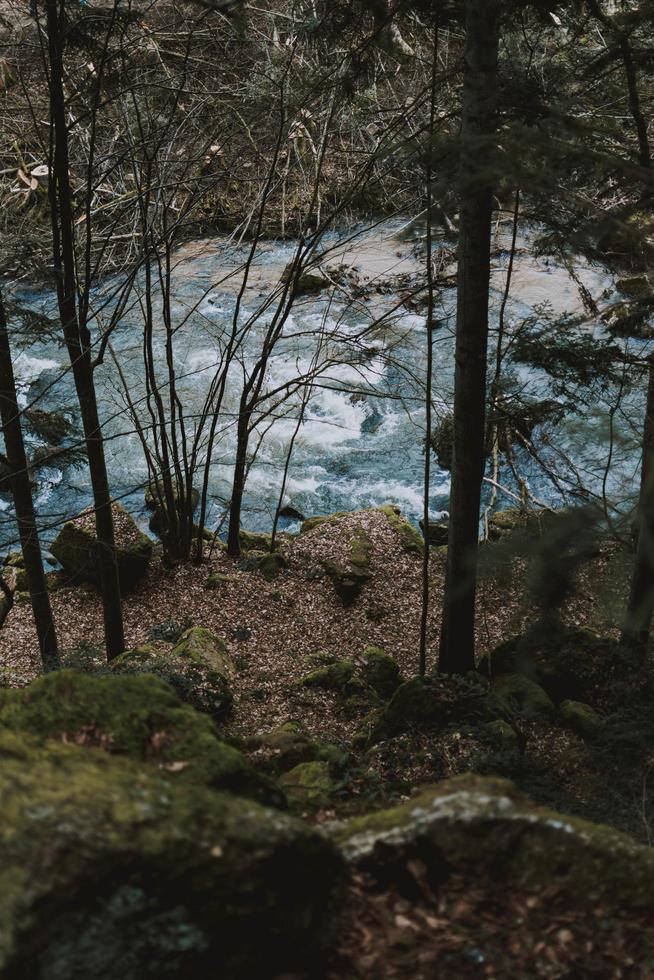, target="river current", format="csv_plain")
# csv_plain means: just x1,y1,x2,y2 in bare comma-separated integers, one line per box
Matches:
1,219,647,552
